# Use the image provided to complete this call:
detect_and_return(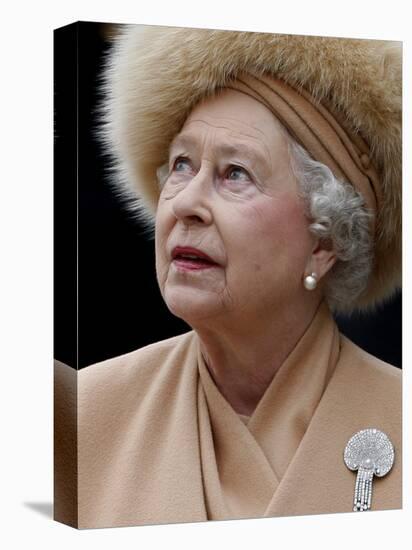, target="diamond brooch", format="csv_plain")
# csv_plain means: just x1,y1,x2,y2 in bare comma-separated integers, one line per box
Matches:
344,428,395,512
